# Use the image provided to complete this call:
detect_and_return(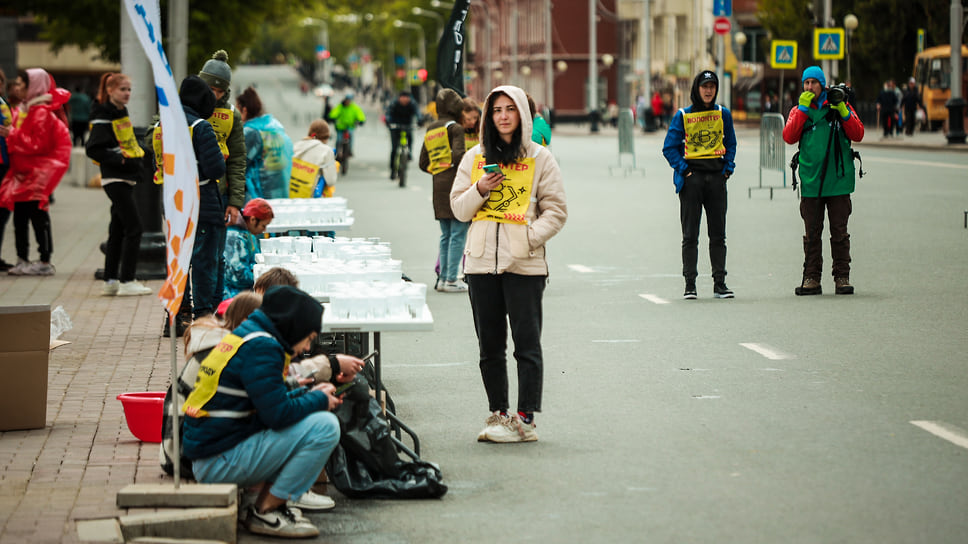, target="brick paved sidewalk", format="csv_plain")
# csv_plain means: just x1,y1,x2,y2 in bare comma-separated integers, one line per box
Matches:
0,185,174,543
